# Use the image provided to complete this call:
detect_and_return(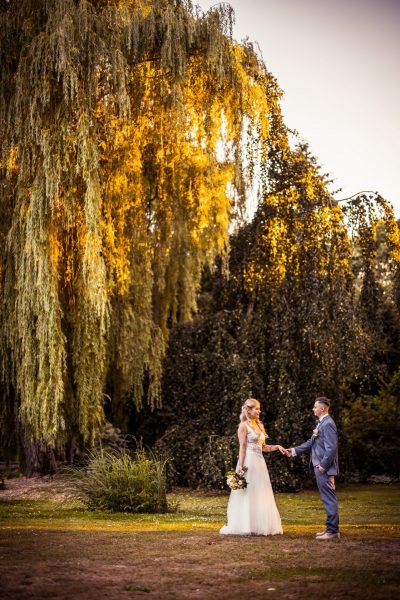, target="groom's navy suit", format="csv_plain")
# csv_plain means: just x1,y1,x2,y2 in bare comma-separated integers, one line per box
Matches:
294,414,339,534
